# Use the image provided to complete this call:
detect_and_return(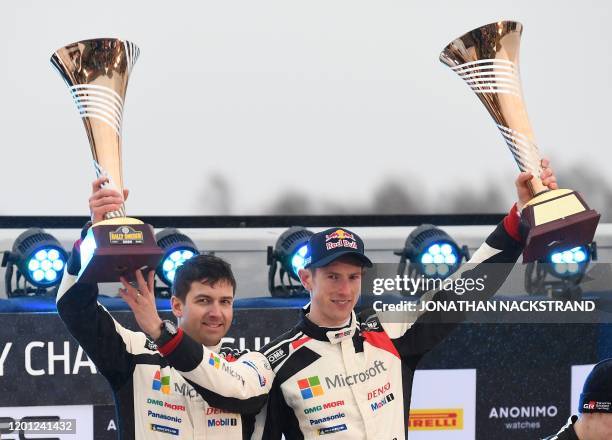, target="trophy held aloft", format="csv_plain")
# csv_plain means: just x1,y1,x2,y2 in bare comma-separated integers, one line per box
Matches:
51,39,163,282
440,21,600,262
